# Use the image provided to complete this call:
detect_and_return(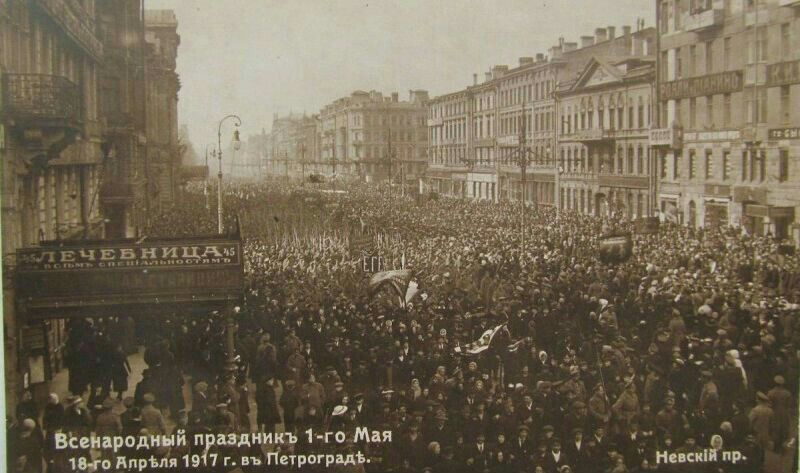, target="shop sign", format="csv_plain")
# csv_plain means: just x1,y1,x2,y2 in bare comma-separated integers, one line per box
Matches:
659,71,743,101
